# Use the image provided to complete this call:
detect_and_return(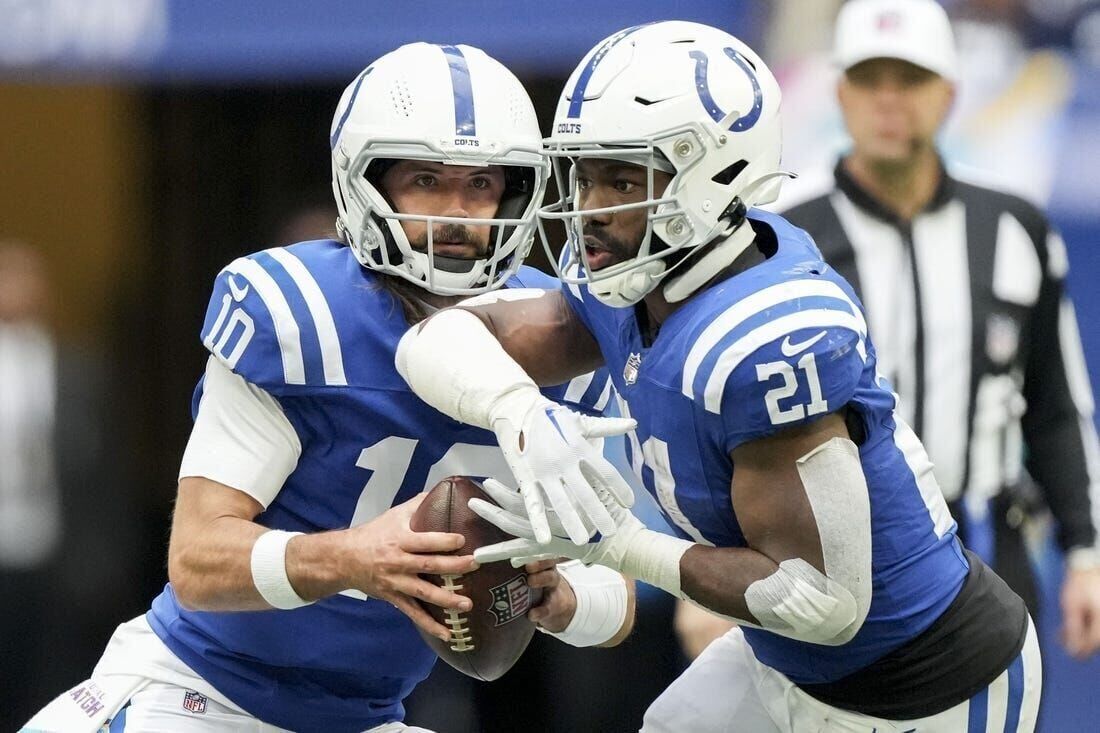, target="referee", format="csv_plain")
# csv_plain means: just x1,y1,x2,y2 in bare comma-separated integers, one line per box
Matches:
779,0,1100,657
